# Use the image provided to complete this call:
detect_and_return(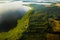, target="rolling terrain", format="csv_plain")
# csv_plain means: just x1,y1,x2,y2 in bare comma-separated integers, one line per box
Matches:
0,3,60,40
